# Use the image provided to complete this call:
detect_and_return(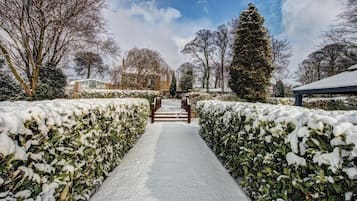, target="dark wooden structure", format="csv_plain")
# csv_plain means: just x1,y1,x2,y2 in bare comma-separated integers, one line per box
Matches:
293,64,357,106
151,97,162,123
181,96,191,124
